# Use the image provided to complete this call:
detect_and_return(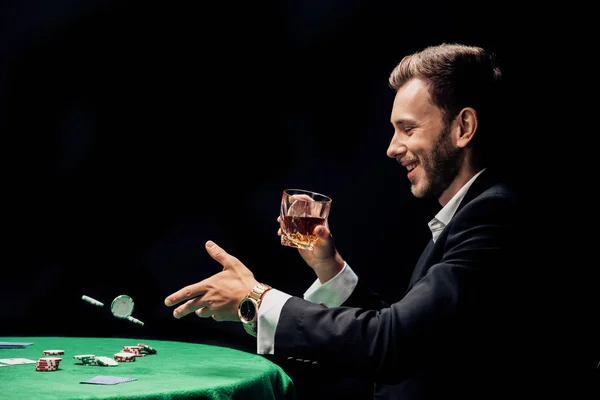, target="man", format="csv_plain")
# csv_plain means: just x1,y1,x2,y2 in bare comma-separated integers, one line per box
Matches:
164,43,533,399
